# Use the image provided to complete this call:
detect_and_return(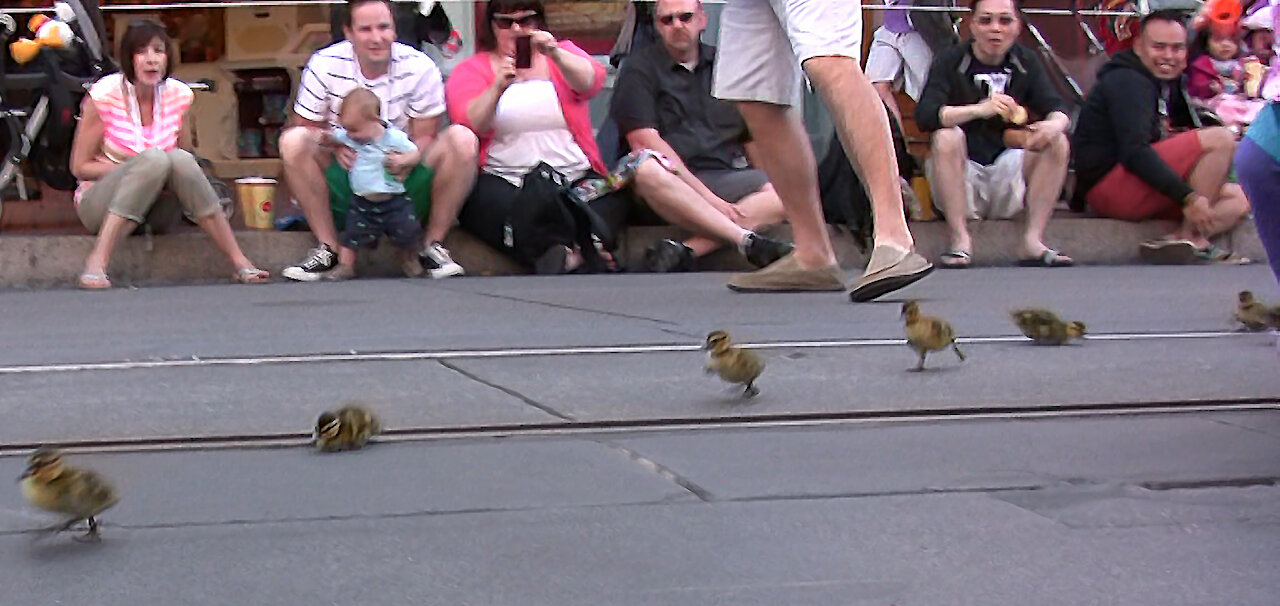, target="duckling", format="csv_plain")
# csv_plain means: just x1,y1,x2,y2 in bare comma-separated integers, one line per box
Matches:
1233,290,1280,332
18,448,119,542
1011,308,1087,345
901,301,965,371
703,330,764,398
314,403,382,452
